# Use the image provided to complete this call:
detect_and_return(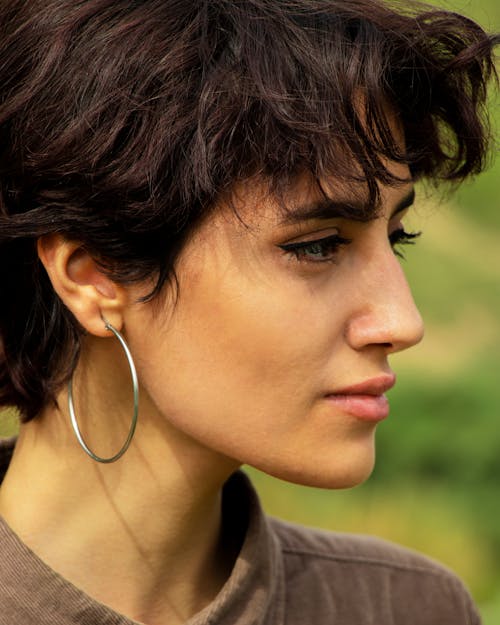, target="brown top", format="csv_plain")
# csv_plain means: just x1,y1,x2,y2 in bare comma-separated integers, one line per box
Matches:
0,437,481,625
